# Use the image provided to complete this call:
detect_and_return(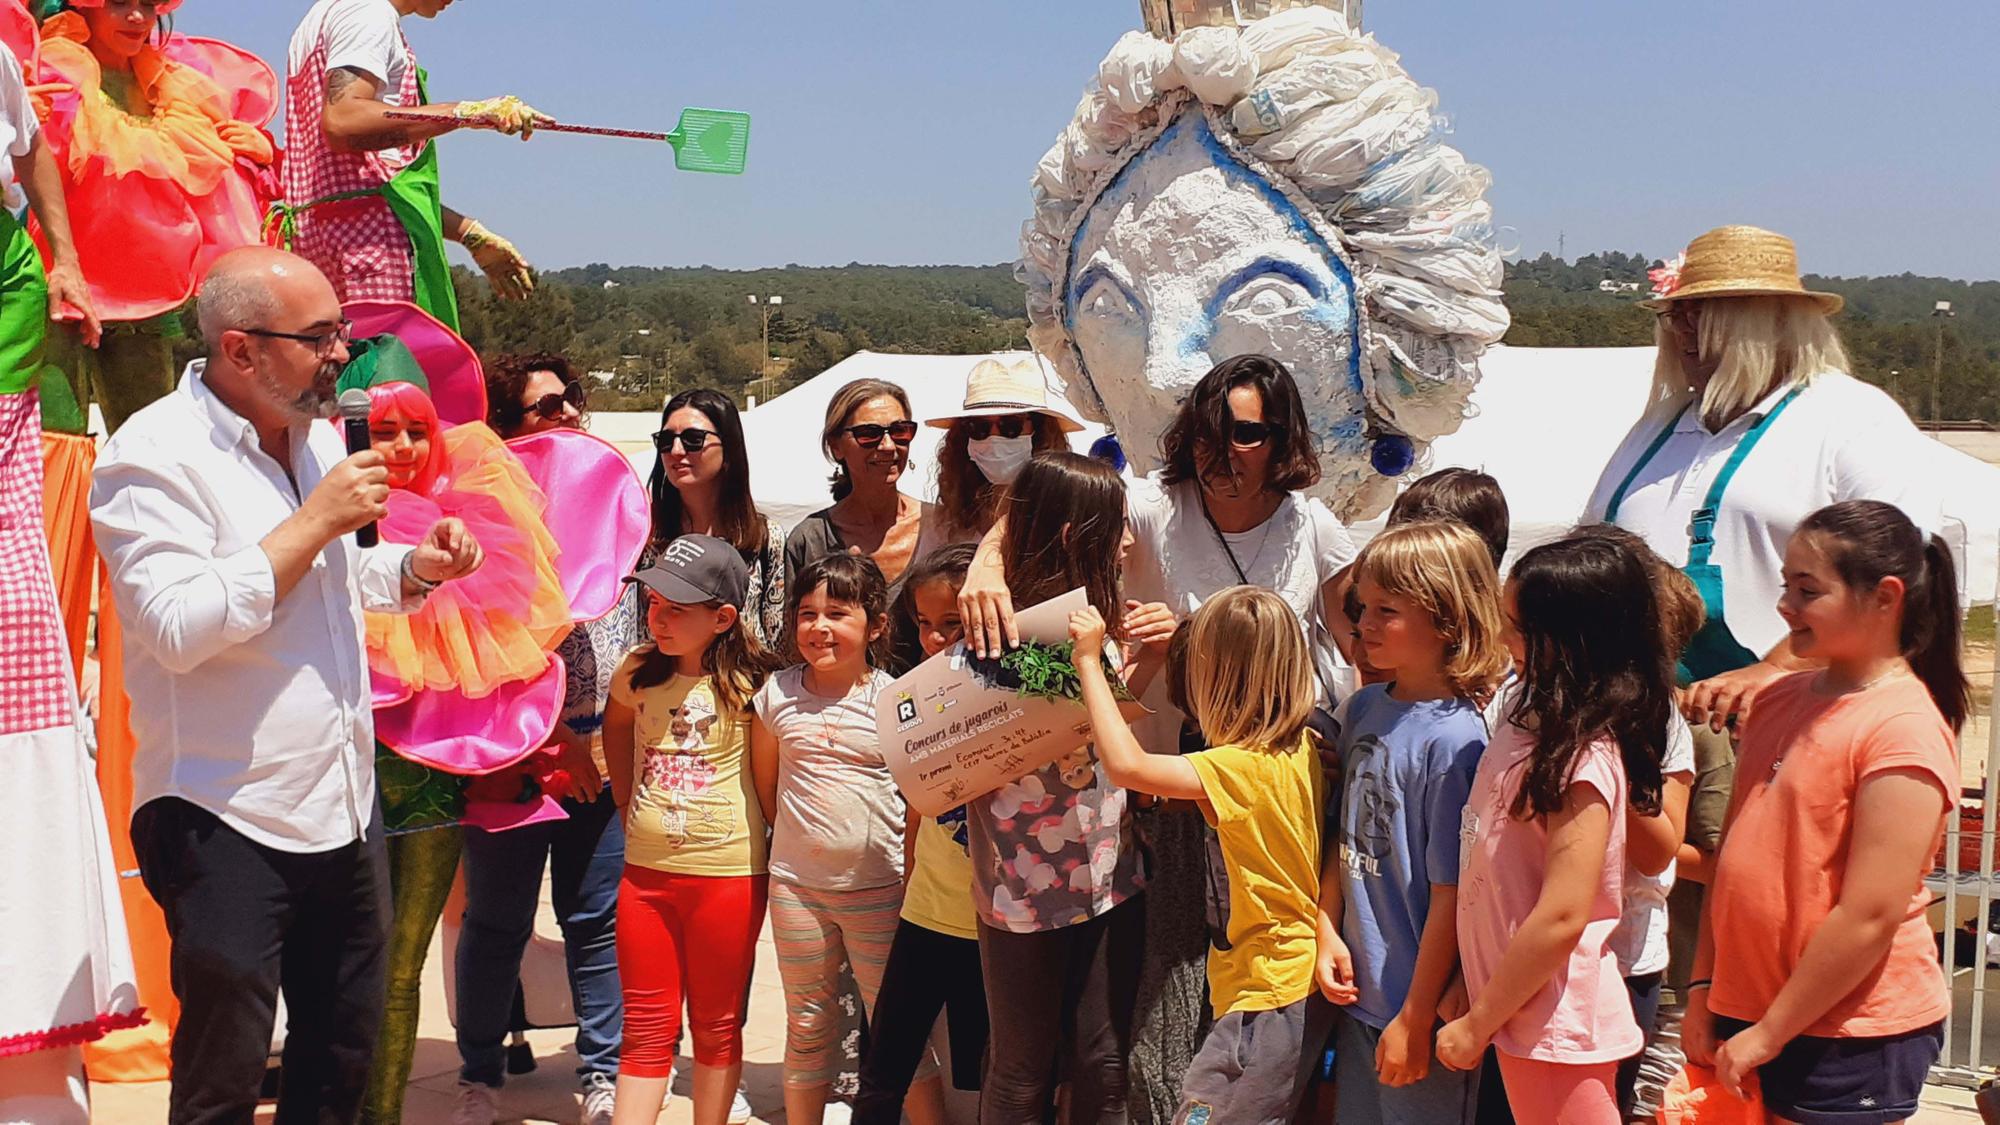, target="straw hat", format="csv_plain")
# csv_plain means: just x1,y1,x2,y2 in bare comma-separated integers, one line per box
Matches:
926,357,1084,432
1640,225,1842,314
